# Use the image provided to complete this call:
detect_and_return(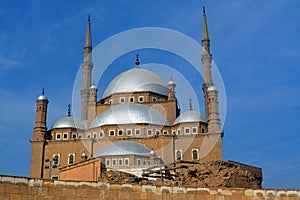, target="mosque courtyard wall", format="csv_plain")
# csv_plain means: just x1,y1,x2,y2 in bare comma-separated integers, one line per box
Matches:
0,174,299,200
